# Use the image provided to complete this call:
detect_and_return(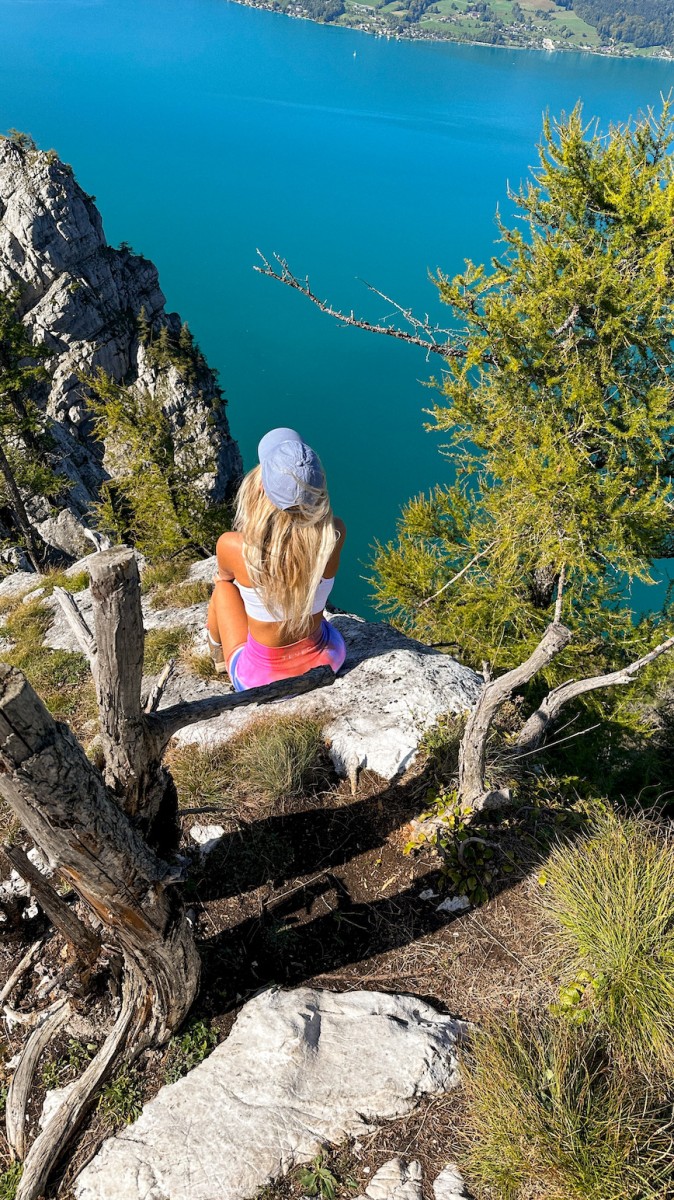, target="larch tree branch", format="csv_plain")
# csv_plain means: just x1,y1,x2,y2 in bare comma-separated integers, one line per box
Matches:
254,251,496,363
516,632,674,754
